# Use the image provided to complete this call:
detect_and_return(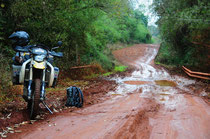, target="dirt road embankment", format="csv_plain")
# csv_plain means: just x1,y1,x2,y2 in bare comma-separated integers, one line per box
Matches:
9,44,210,139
